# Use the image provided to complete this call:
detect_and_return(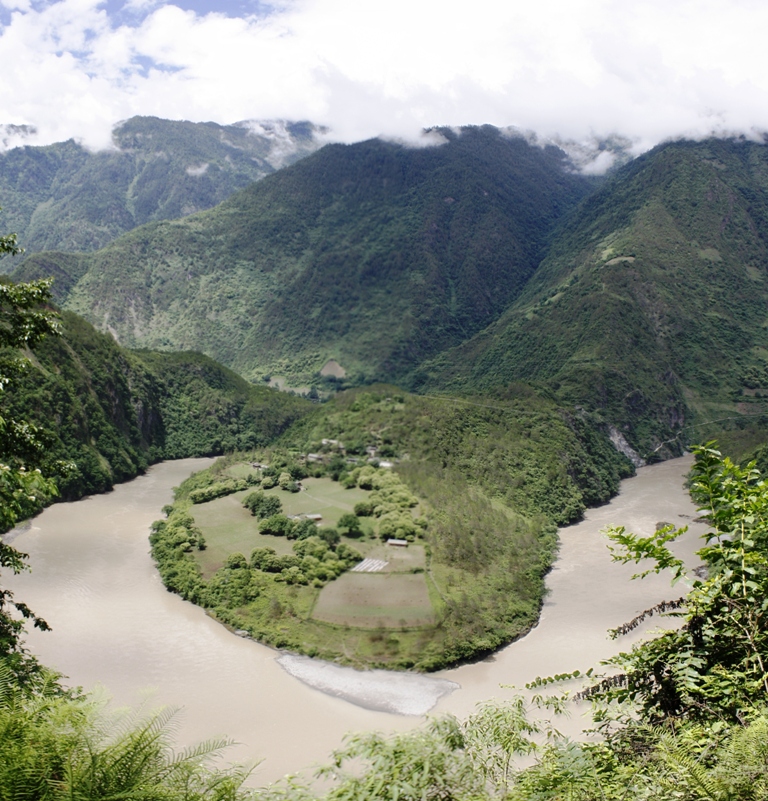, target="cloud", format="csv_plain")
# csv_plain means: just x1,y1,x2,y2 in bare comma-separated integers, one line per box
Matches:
0,0,767,155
